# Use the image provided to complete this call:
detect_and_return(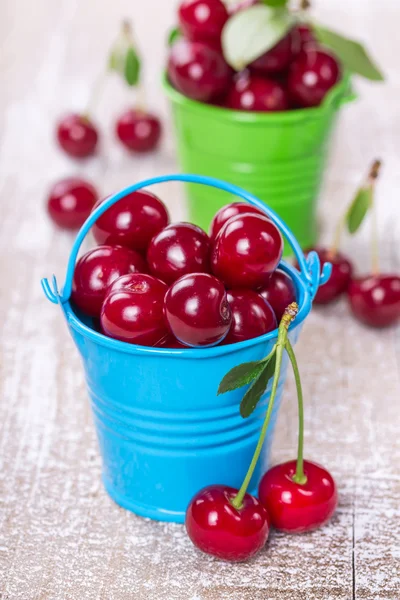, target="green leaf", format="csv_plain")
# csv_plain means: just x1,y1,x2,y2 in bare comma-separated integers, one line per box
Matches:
313,24,384,81
262,0,288,6
346,186,372,234
222,4,294,71
218,360,266,395
167,27,182,46
124,47,141,86
240,354,277,418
